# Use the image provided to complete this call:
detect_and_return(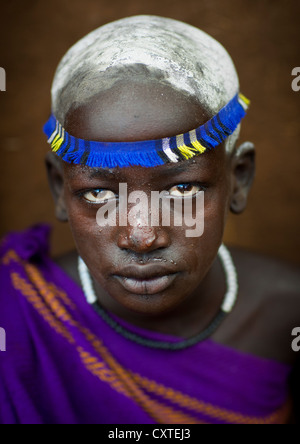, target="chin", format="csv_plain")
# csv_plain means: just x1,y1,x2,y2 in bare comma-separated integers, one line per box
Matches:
109,287,188,318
